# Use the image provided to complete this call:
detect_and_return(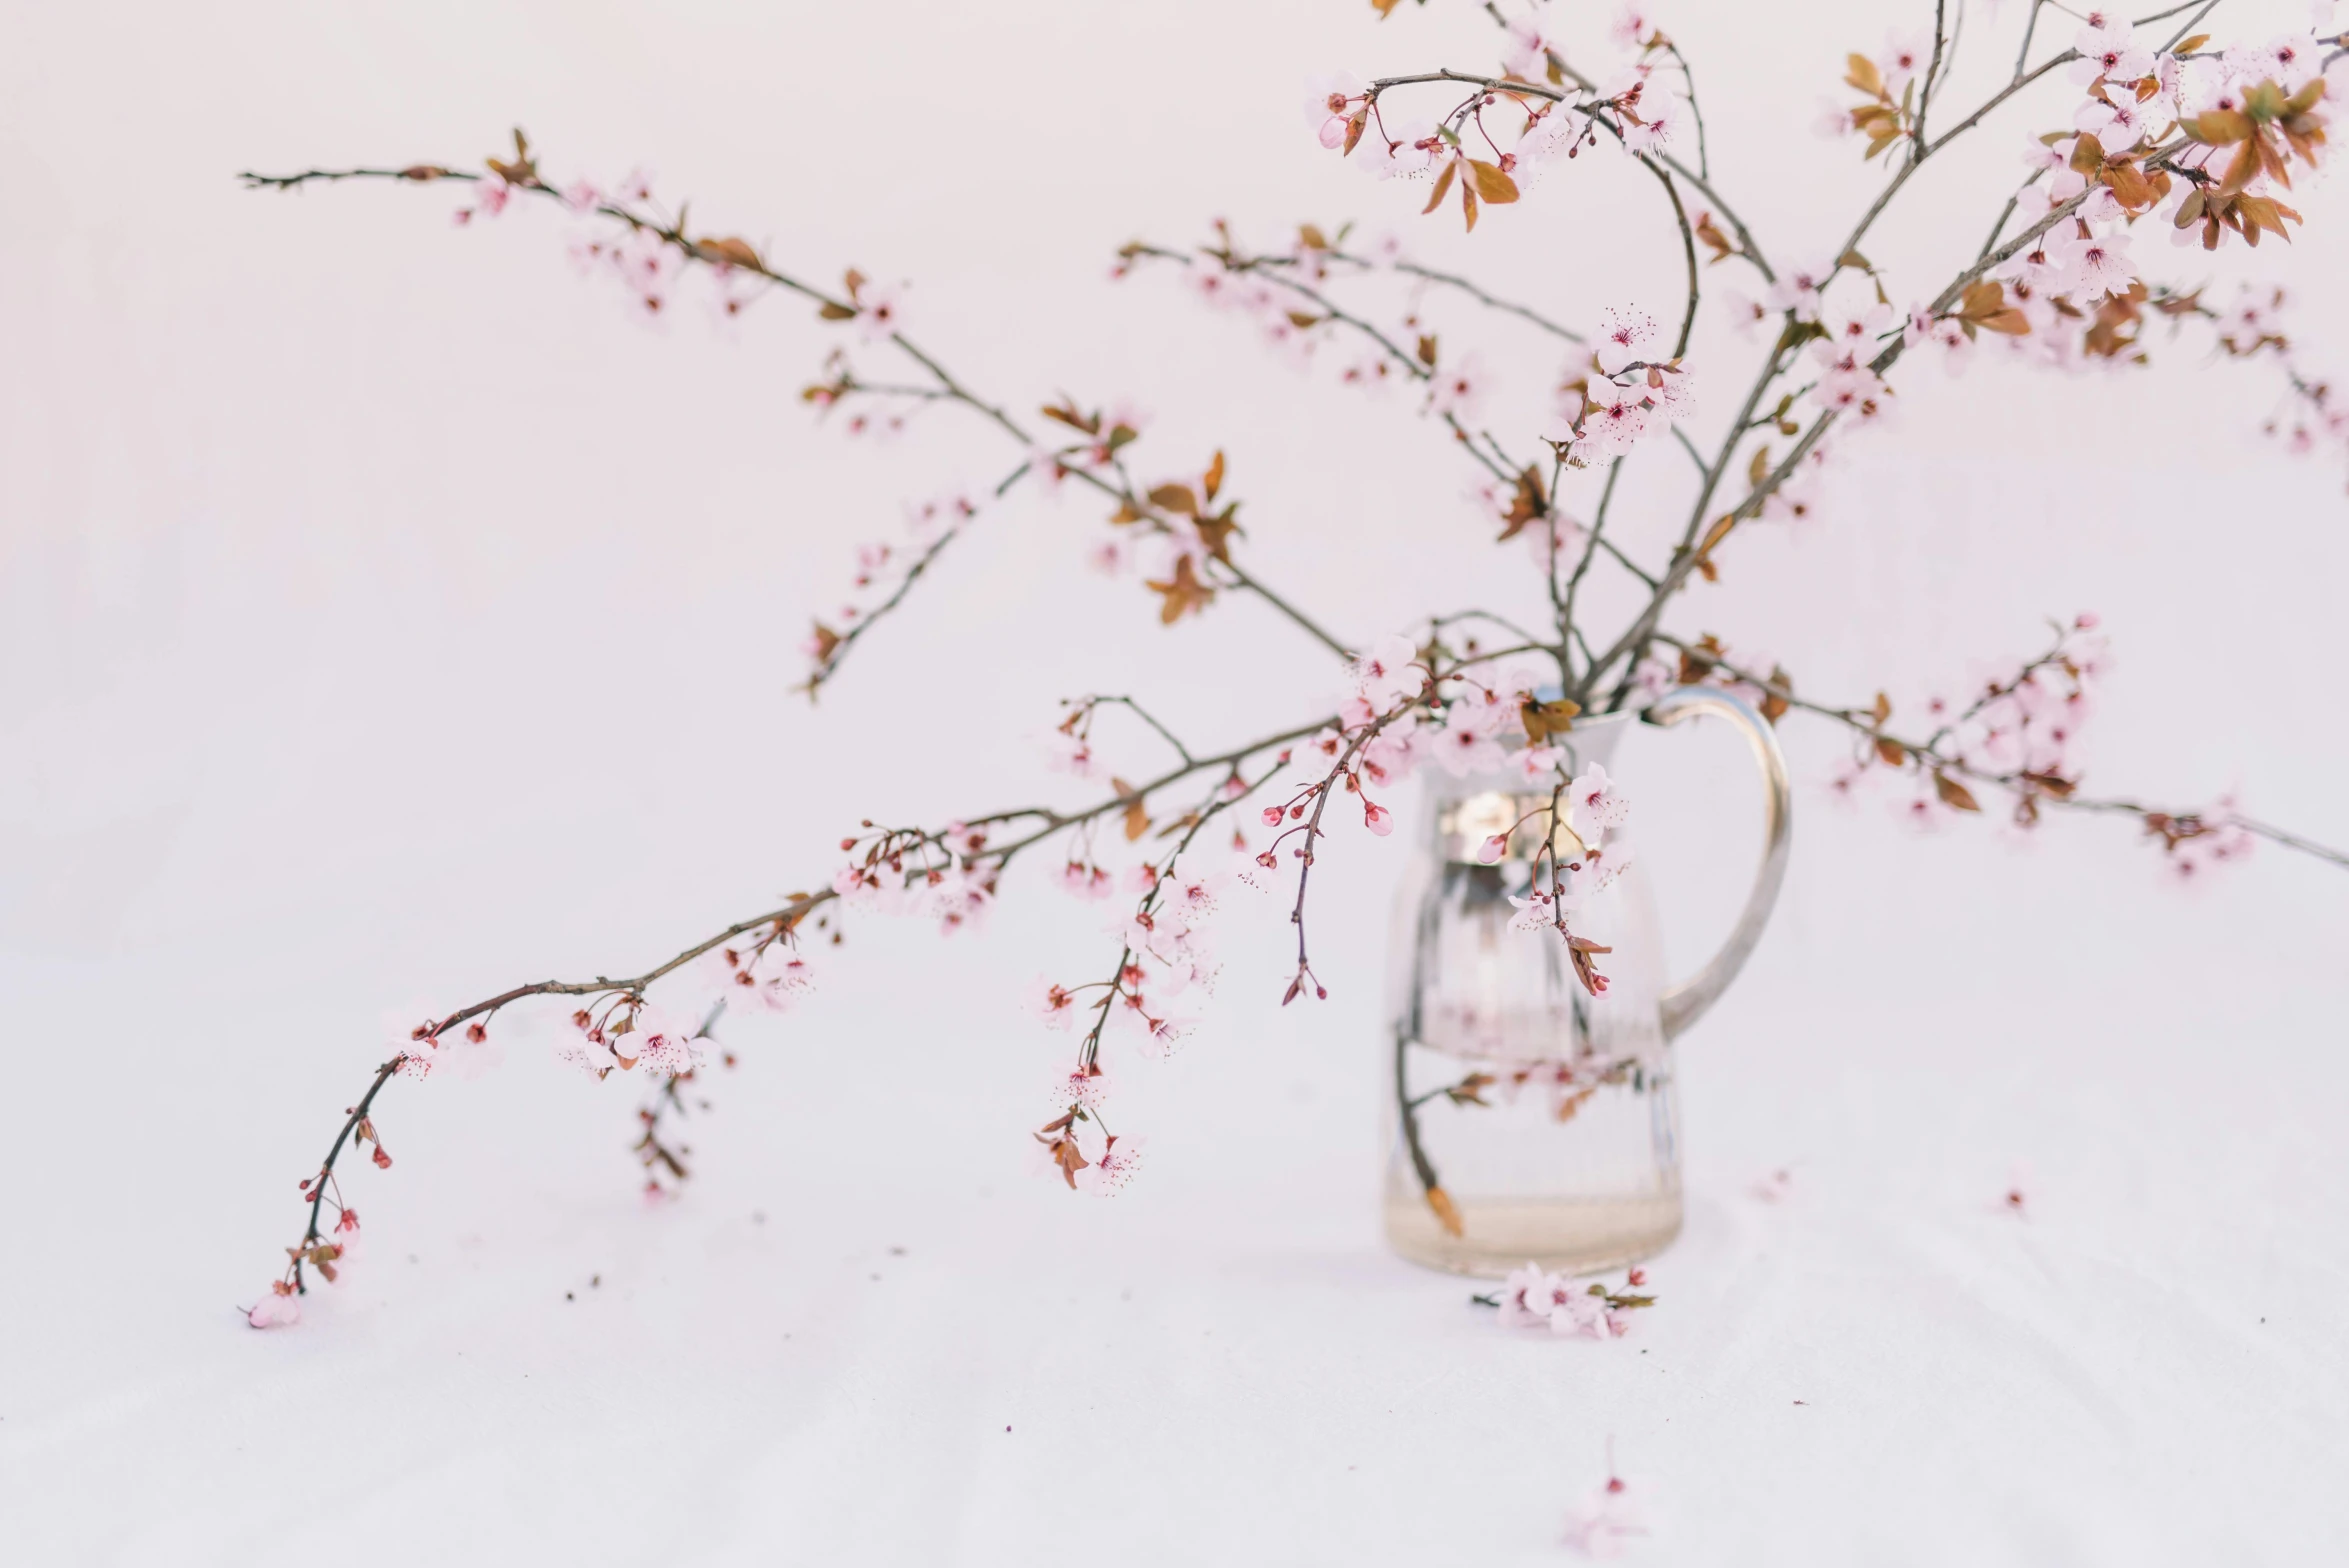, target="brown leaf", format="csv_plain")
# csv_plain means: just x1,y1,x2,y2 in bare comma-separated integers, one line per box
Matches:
1040,402,1097,433
1422,157,1458,216
1203,449,1226,504
1143,555,1215,623
1467,159,1520,203
1697,512,1738,560
1933,772,1981,812
1148,483,1200,516
1461,182,1480,232
1424,1185,1464,1237
2217,136,2261,197
2173,32,2209,53
1871,690,1892,726
1495,466,1546,541
817,302,858,320
1192,507,1242,565
2103,159,2155,212
1845,53,1885,97
1415,333,1439,368
1521,696,1581,744
695,236,762,270
808,621,841,665
1123,798,1152,842
1874,736,1908,767
1760,666,1792,726
1694,209,1736,263
397,165,450,182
